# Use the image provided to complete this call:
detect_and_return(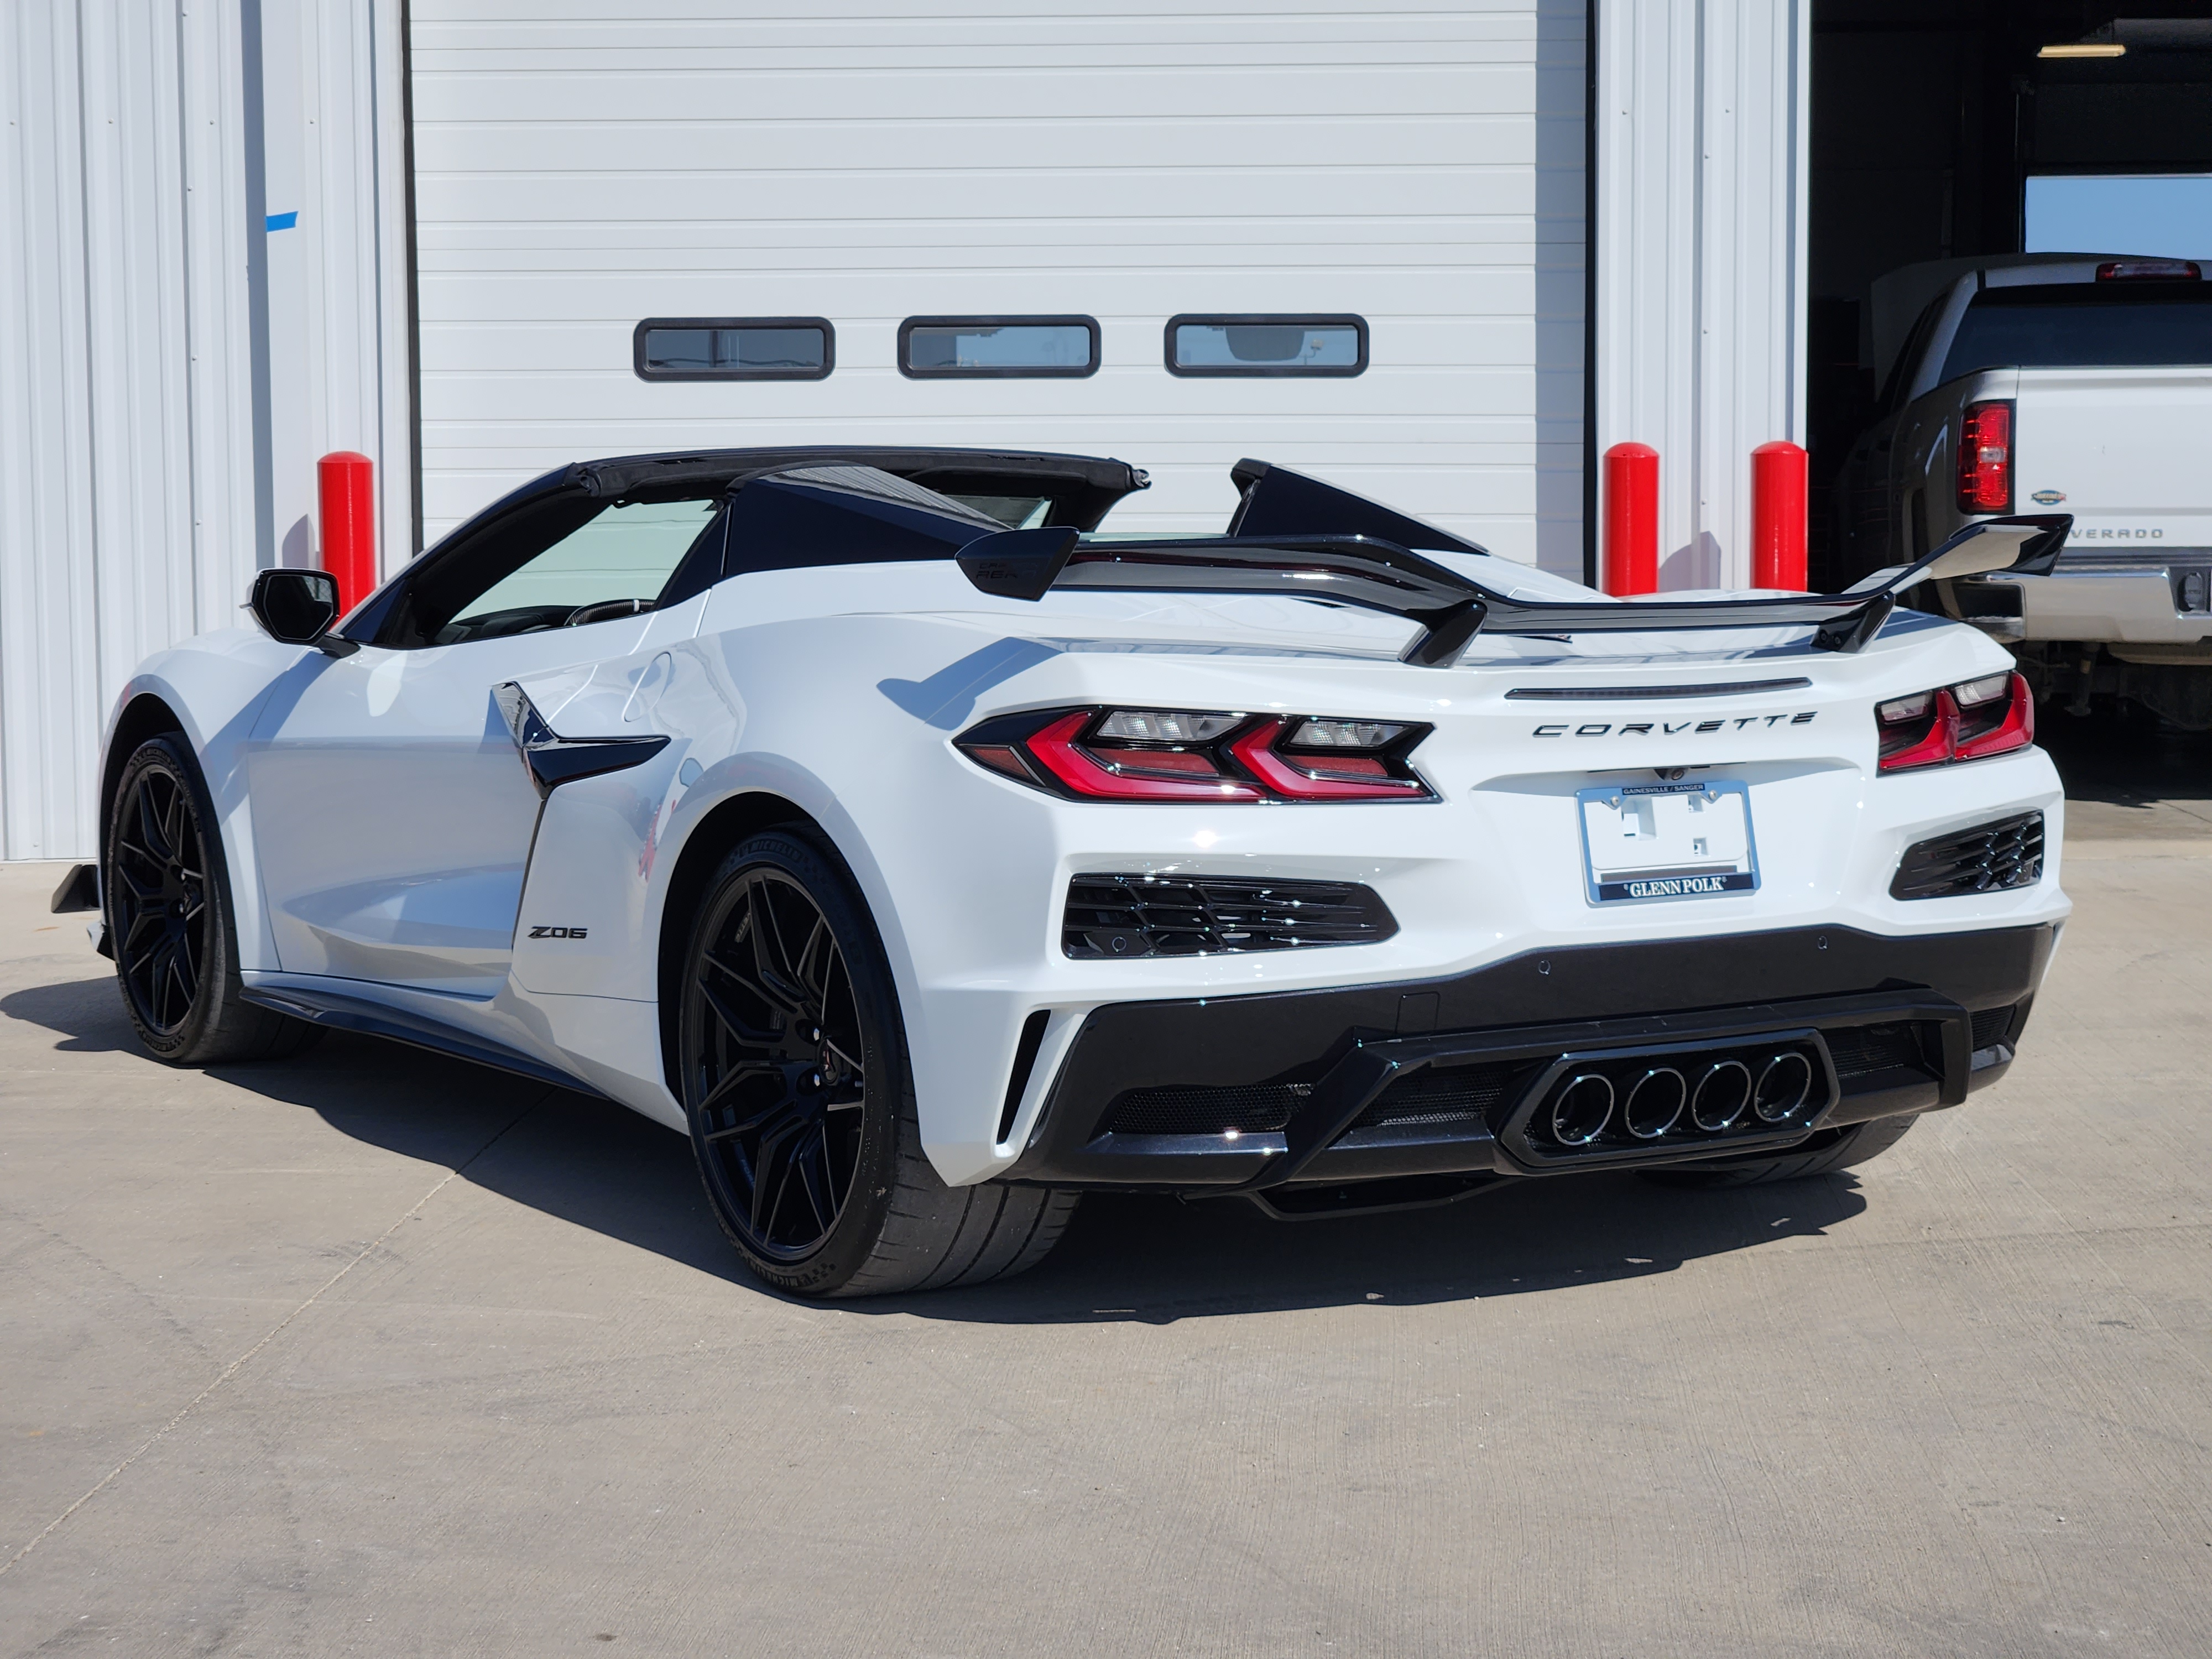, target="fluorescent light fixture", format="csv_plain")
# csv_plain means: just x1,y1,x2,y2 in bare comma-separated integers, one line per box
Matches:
2038,42,2126,58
